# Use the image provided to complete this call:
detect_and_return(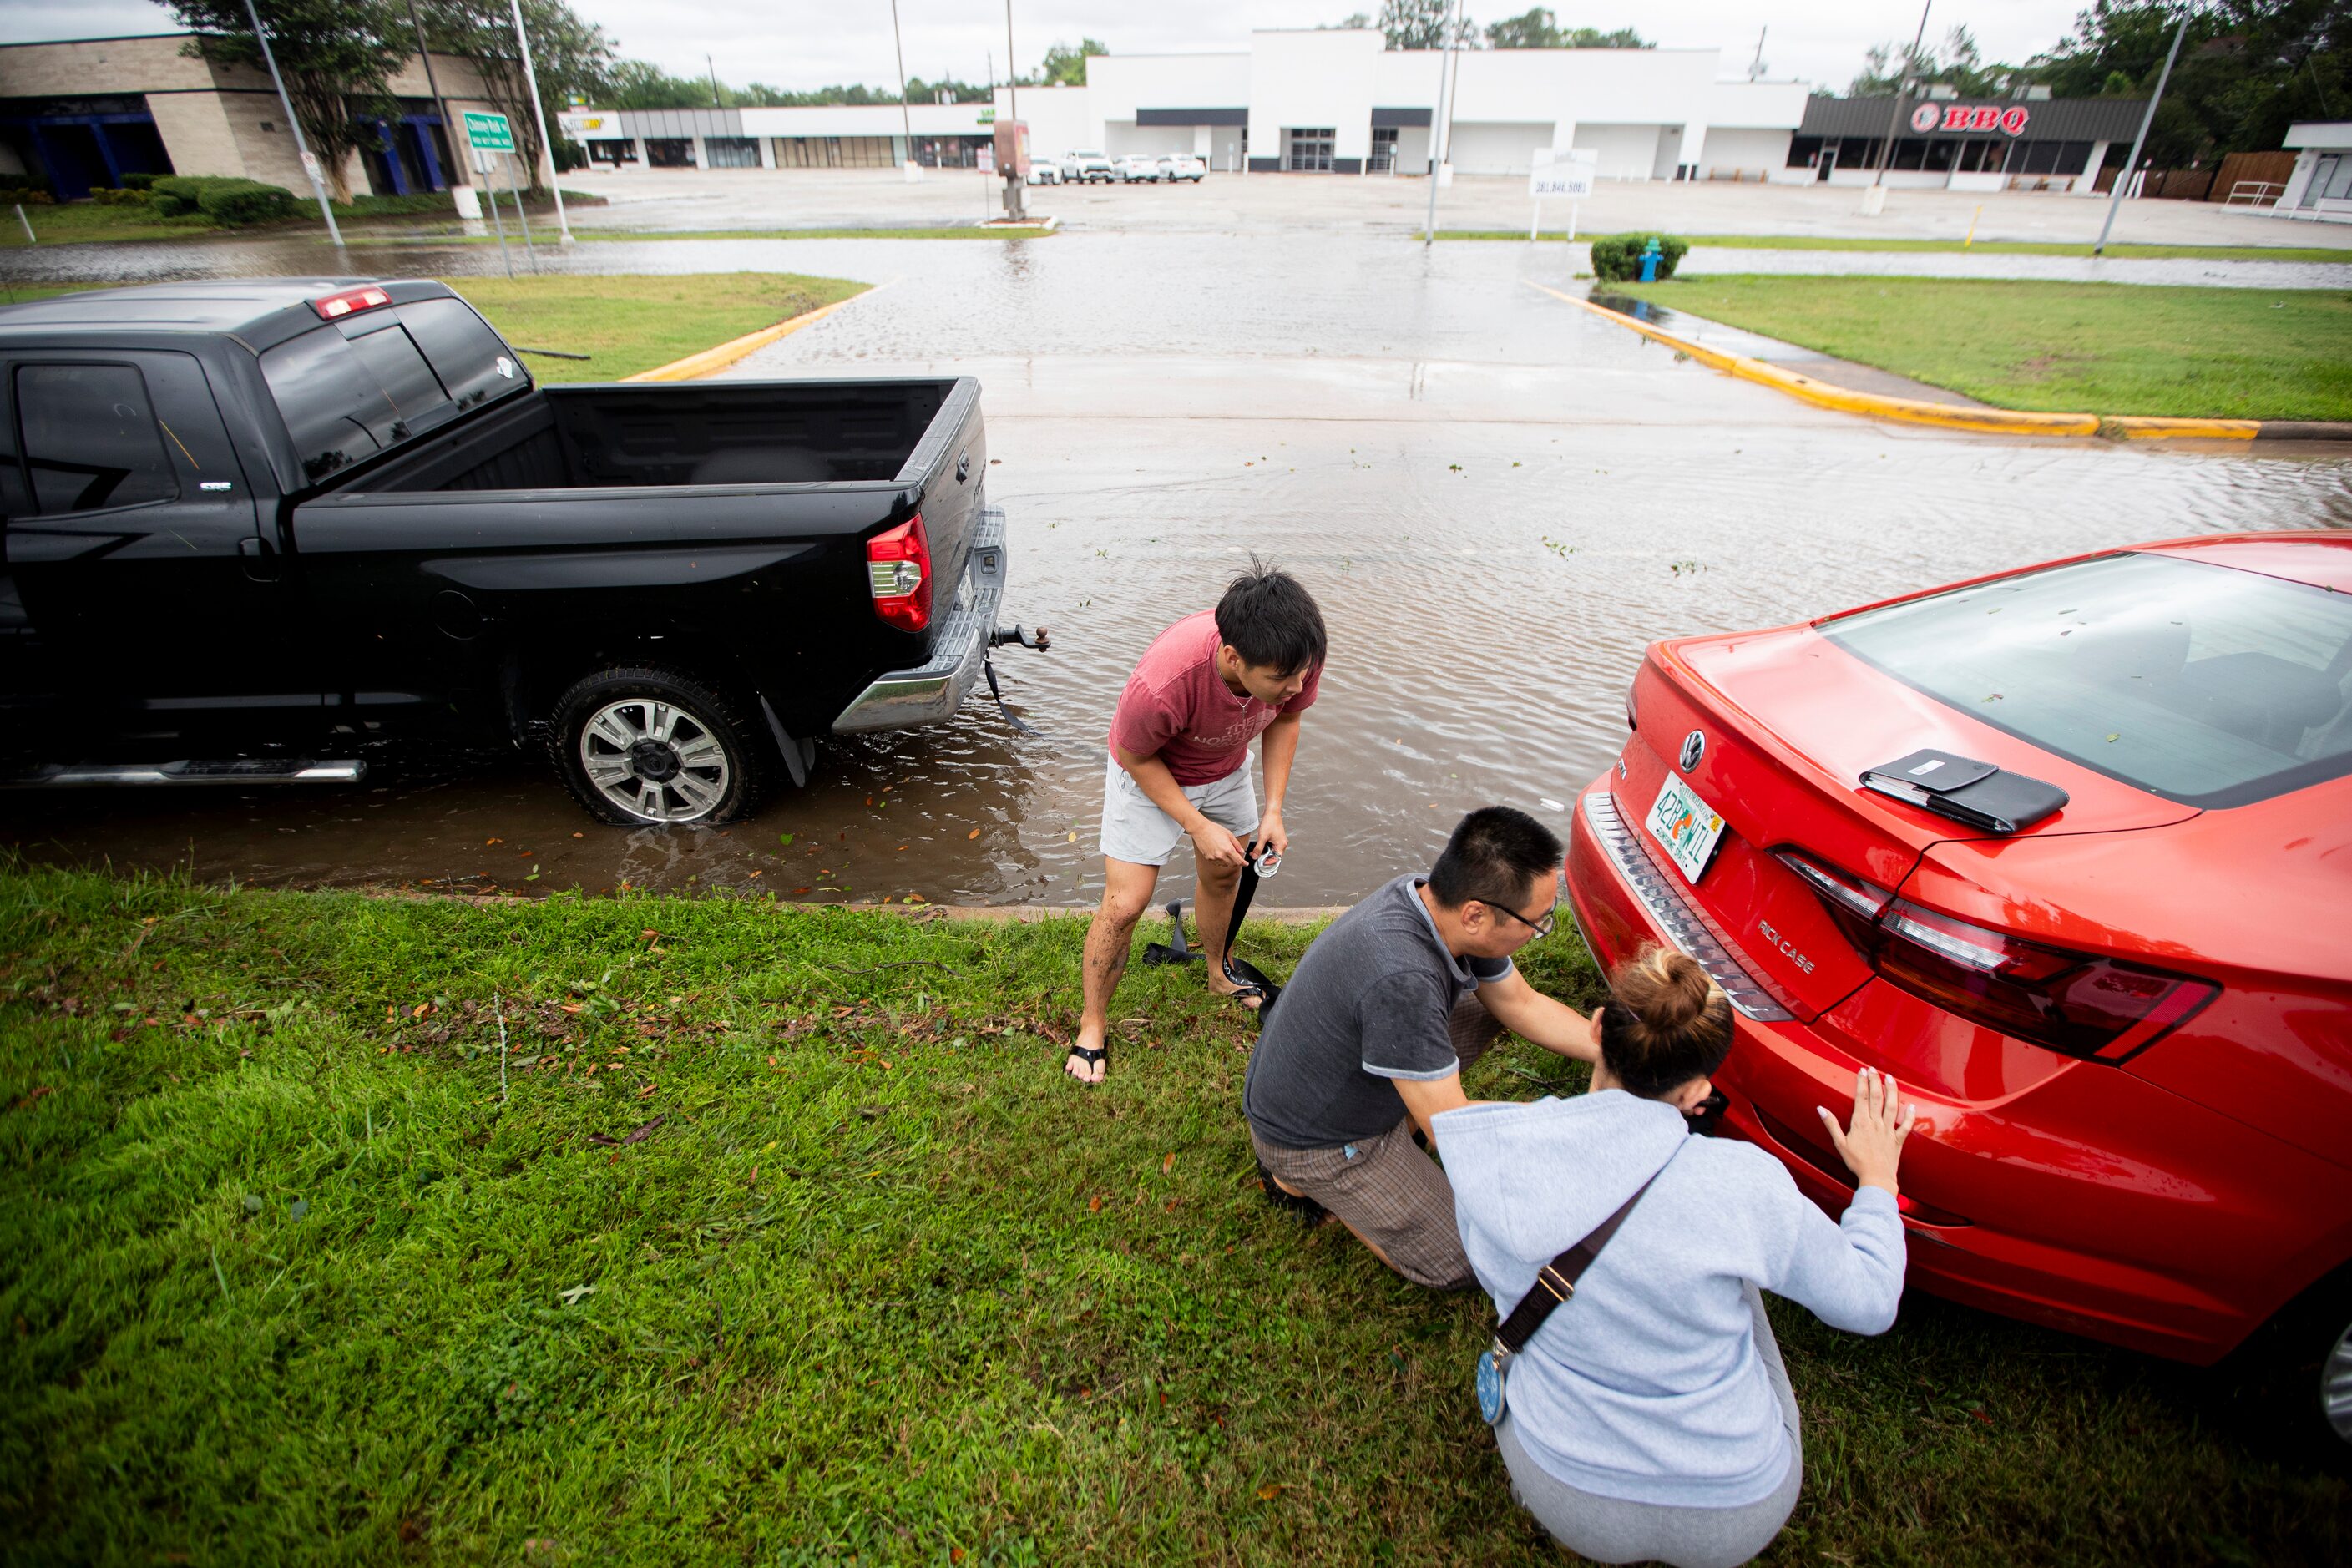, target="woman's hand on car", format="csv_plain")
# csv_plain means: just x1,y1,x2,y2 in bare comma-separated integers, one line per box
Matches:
1818,1066,1915,1197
